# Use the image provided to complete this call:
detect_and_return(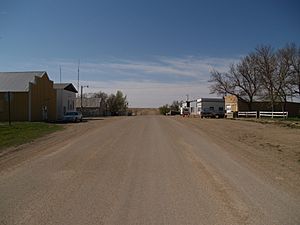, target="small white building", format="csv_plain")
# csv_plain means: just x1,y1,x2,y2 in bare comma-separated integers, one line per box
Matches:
53,83,78,120
180,100,197,115
196,98,225,117
189,100,198,115
180,101,188,114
